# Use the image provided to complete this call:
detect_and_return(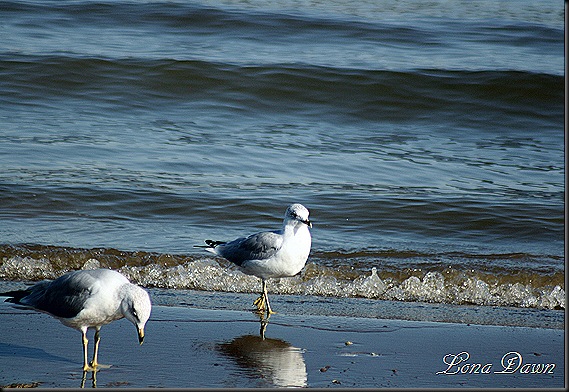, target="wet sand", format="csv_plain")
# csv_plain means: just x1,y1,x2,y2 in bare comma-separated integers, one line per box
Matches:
0,299,565,389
